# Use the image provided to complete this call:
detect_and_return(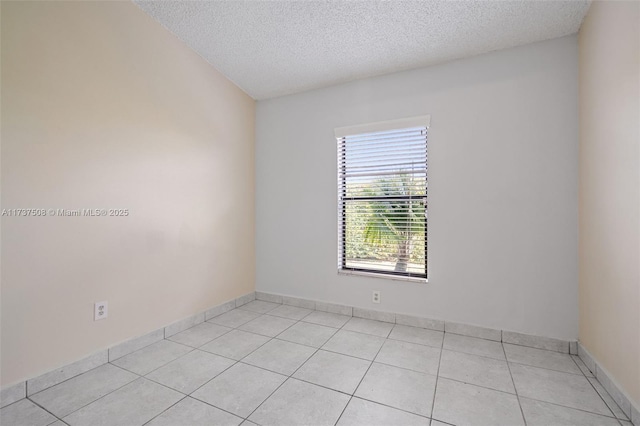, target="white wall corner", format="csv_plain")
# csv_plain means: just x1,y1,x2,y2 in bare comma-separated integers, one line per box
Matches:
235,292,256,307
